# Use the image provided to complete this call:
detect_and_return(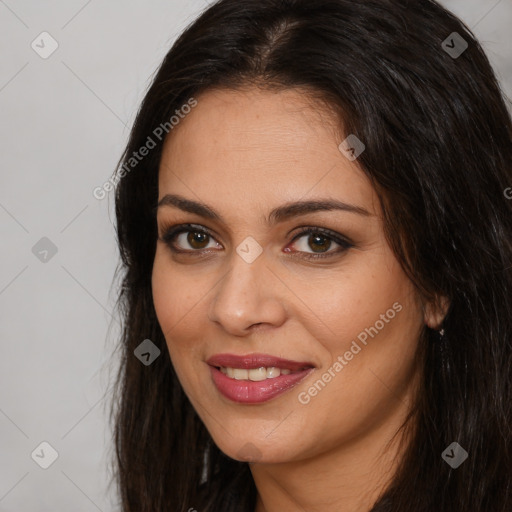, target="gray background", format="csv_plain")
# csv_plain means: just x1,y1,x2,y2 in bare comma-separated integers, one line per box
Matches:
1,1,511,510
